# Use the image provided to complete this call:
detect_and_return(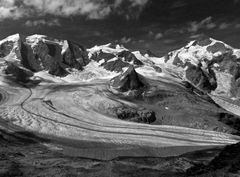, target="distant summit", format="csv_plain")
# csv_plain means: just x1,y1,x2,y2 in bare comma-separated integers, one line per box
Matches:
162,36,240,98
